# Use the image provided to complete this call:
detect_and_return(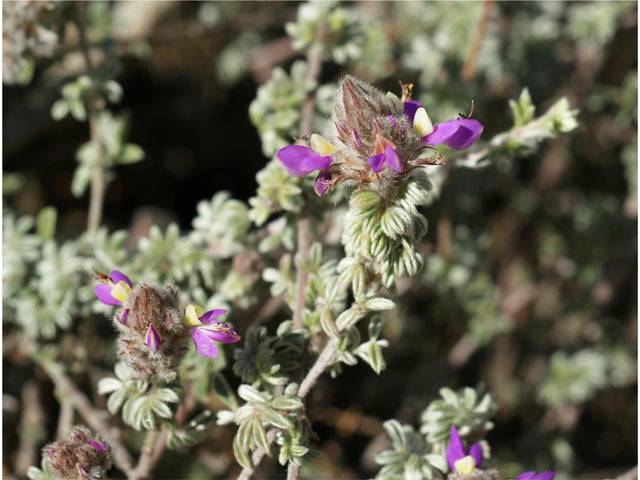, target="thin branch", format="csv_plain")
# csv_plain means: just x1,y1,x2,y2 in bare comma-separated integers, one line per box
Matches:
77,6,106,237
56,399,74,439
32,354,135,476
15,381,45,476
292,40,324,330
461,0,494,83
297,337,339,399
